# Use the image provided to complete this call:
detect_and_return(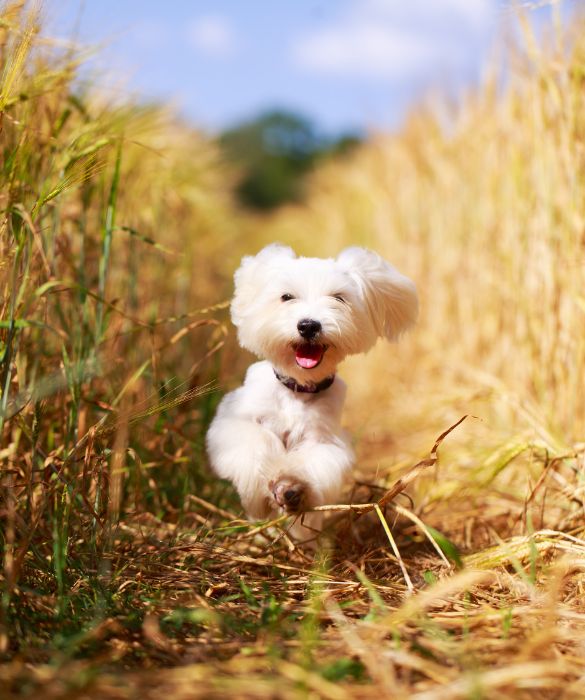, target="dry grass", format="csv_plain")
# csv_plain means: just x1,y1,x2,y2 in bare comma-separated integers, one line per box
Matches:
2,2,585,698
